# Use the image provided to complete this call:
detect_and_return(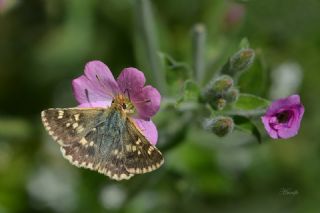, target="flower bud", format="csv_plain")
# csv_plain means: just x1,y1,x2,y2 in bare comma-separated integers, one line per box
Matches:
222,48,255,77
225,88,239,103
211,75,234,92
215,98,227,111
201,75,233,110
204,116,234,137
